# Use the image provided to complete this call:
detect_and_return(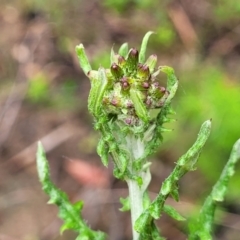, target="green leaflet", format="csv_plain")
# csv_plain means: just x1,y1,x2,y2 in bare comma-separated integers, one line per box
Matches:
97,137,109,167
88,68,109,117
126,48,139,72
36,142,106,240
163,204,185,221
136,120,212,231
75,44,92,75
160,66,177,89
160,66,178,104
130,88,149,122
139,31,154,63
188,139,240,240
118,42,129,58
